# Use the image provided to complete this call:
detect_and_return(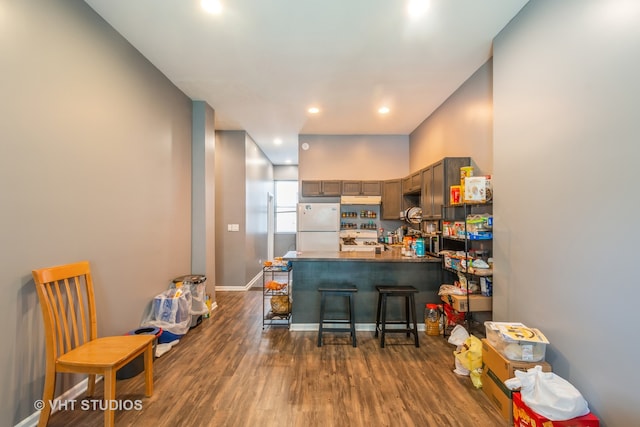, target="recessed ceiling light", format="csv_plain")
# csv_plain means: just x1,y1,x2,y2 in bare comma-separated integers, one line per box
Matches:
307,107,320,114
274,138,283,145
378,106,390,114
285,159,292,164
407,0,429,19
201,0,223,14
